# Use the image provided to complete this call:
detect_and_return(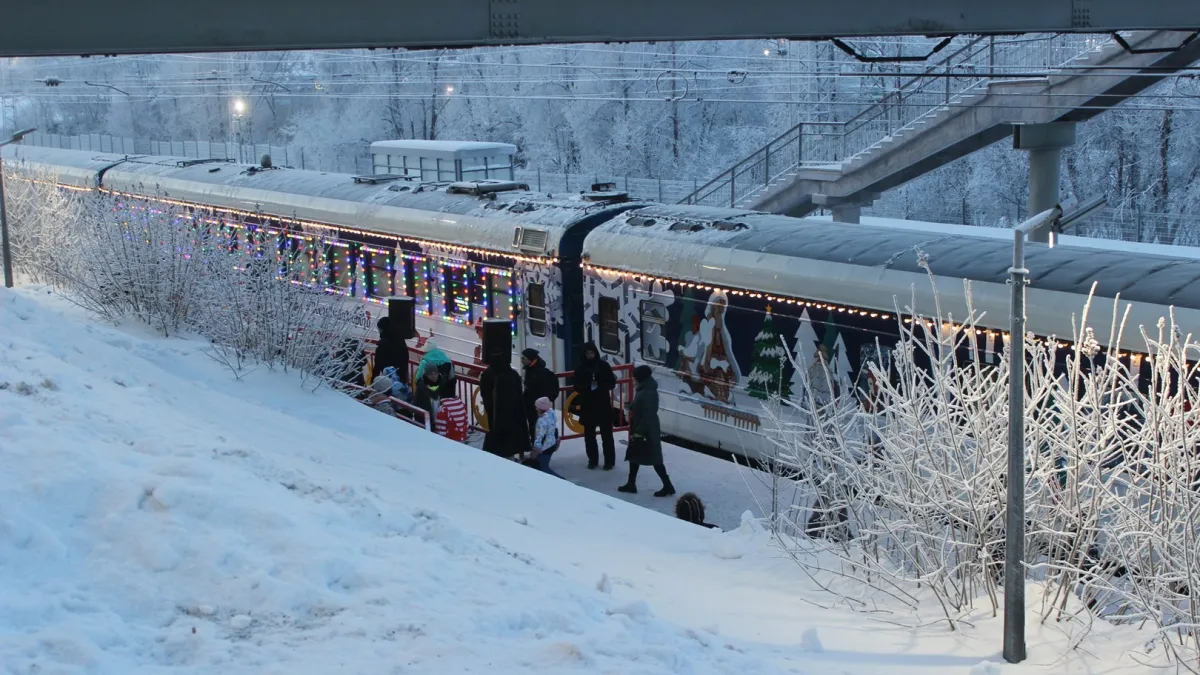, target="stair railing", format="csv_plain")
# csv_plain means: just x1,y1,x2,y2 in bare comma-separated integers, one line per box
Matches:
680,33,1108,209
